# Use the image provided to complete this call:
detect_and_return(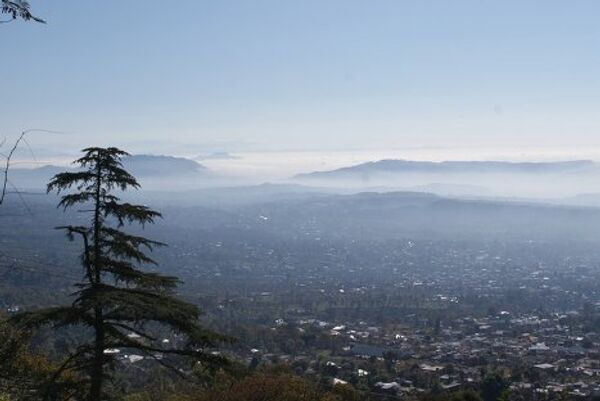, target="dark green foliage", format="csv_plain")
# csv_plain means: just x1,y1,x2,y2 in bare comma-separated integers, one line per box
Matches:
1,0,44,23
449,390,484,401
480,374,507,401
422,390,484,401
450,390,482,401
11,147,228,400
122,372,363,401
0,315,77,401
